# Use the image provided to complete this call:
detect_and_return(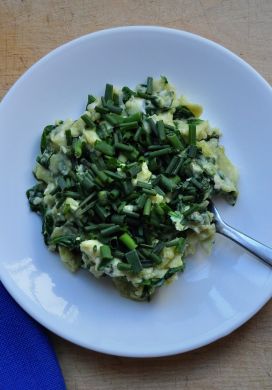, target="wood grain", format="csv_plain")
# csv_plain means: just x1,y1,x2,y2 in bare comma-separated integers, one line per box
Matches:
1,1,271,389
